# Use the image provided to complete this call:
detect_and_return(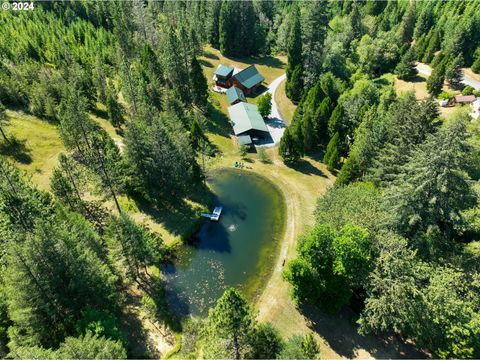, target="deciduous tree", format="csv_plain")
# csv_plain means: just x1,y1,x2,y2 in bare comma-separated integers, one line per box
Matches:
257,93,272,118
